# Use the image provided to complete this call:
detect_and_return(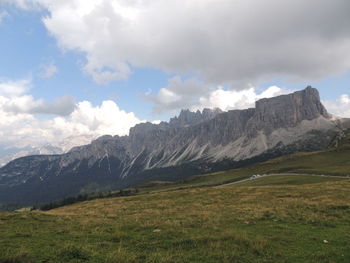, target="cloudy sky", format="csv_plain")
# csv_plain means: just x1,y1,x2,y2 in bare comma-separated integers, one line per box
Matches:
0,0,350,152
